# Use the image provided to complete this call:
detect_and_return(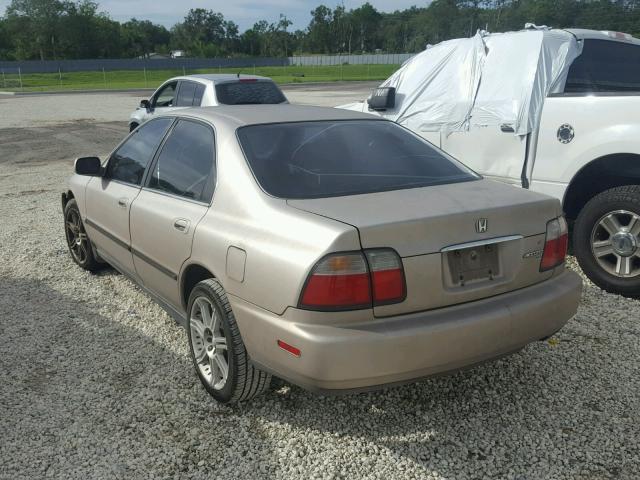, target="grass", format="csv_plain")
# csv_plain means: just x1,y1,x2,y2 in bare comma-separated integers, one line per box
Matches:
0,64,399,92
